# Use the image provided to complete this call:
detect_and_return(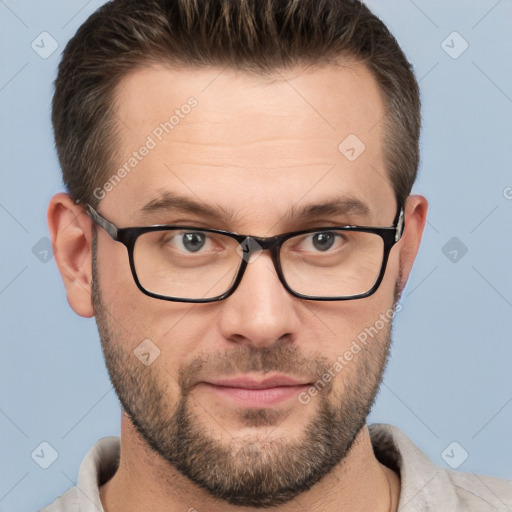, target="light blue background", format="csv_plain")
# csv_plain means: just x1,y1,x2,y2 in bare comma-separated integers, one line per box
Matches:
1,1,511,510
